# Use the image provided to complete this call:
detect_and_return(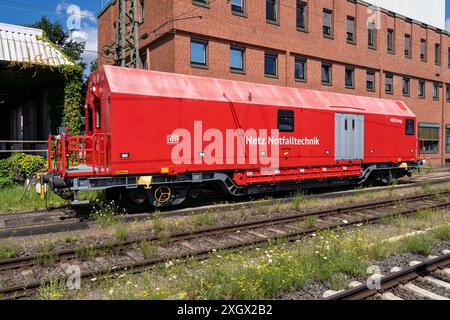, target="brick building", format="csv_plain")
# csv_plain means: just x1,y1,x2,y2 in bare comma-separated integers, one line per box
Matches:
98,0,450,165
